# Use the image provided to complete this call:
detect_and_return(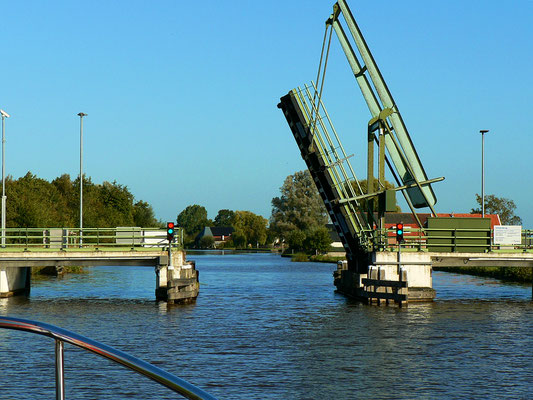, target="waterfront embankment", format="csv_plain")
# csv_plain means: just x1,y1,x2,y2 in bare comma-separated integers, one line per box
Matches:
289,252,532,283
434,266,532,283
